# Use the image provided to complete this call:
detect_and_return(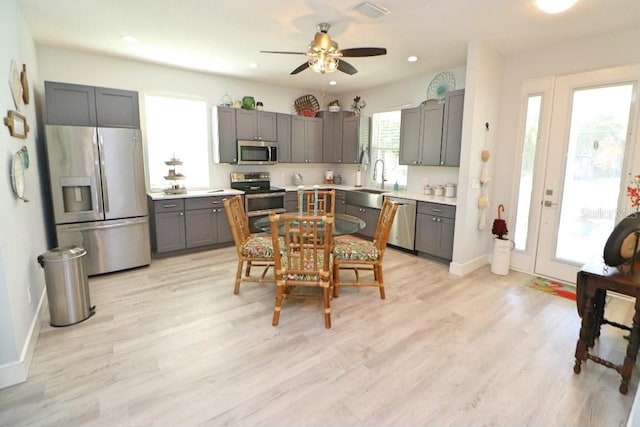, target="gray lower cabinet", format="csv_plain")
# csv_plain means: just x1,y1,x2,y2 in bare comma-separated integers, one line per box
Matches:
335,190,347,214
45,81,140,128
285,191,297,212
291,115,323,163
150,199,186,253
149,196,233,254
346,204,379,239
415,201,456,260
